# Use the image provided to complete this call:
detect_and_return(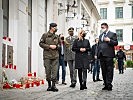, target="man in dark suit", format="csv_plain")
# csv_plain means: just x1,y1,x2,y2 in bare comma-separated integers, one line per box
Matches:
97,23,118,91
